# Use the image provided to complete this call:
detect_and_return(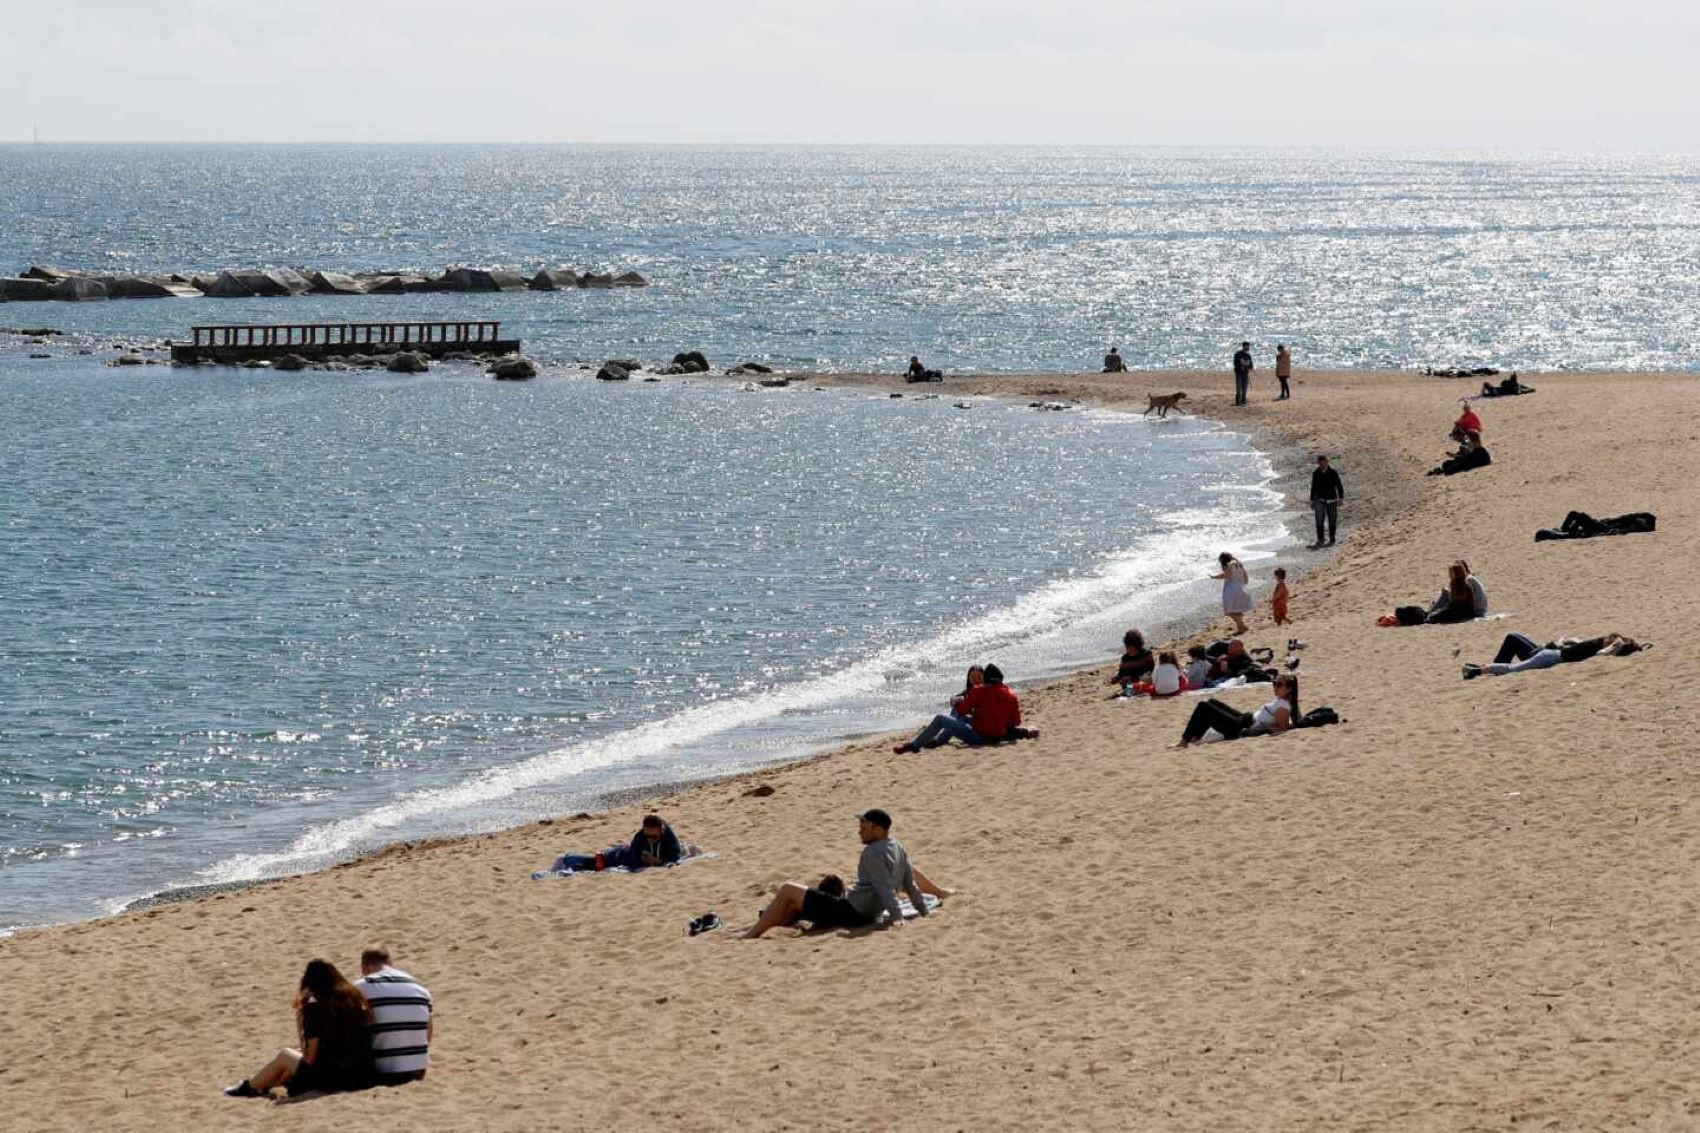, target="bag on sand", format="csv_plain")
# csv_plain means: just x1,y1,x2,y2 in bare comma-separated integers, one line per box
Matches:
1297,707,1340,729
